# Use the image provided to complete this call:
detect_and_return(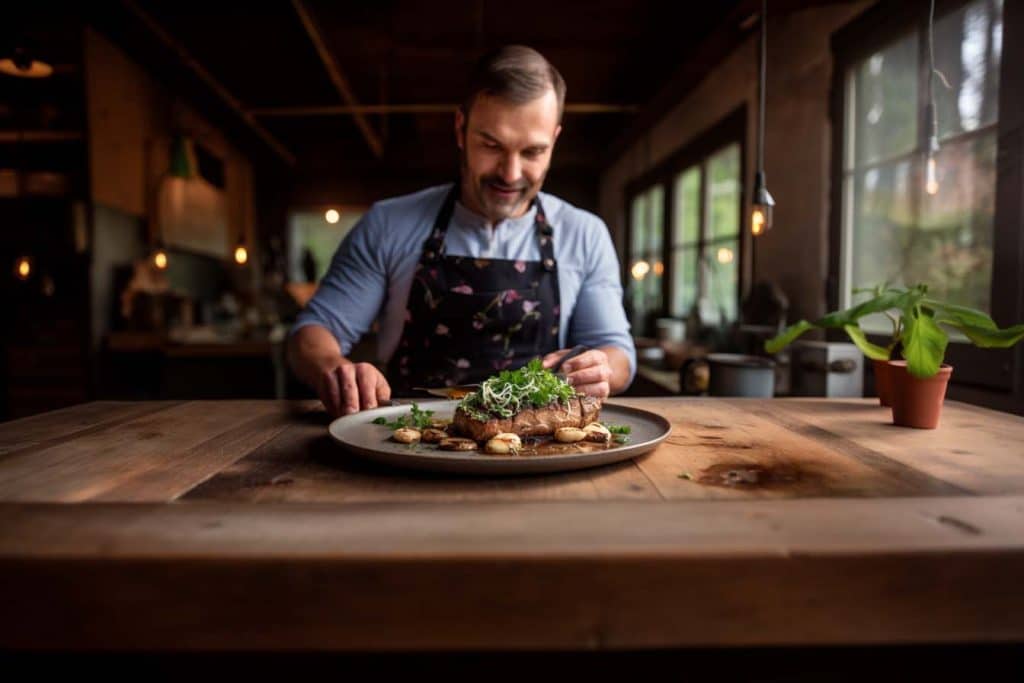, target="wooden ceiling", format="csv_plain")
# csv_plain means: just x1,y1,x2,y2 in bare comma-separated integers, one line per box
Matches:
91,0,750,179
